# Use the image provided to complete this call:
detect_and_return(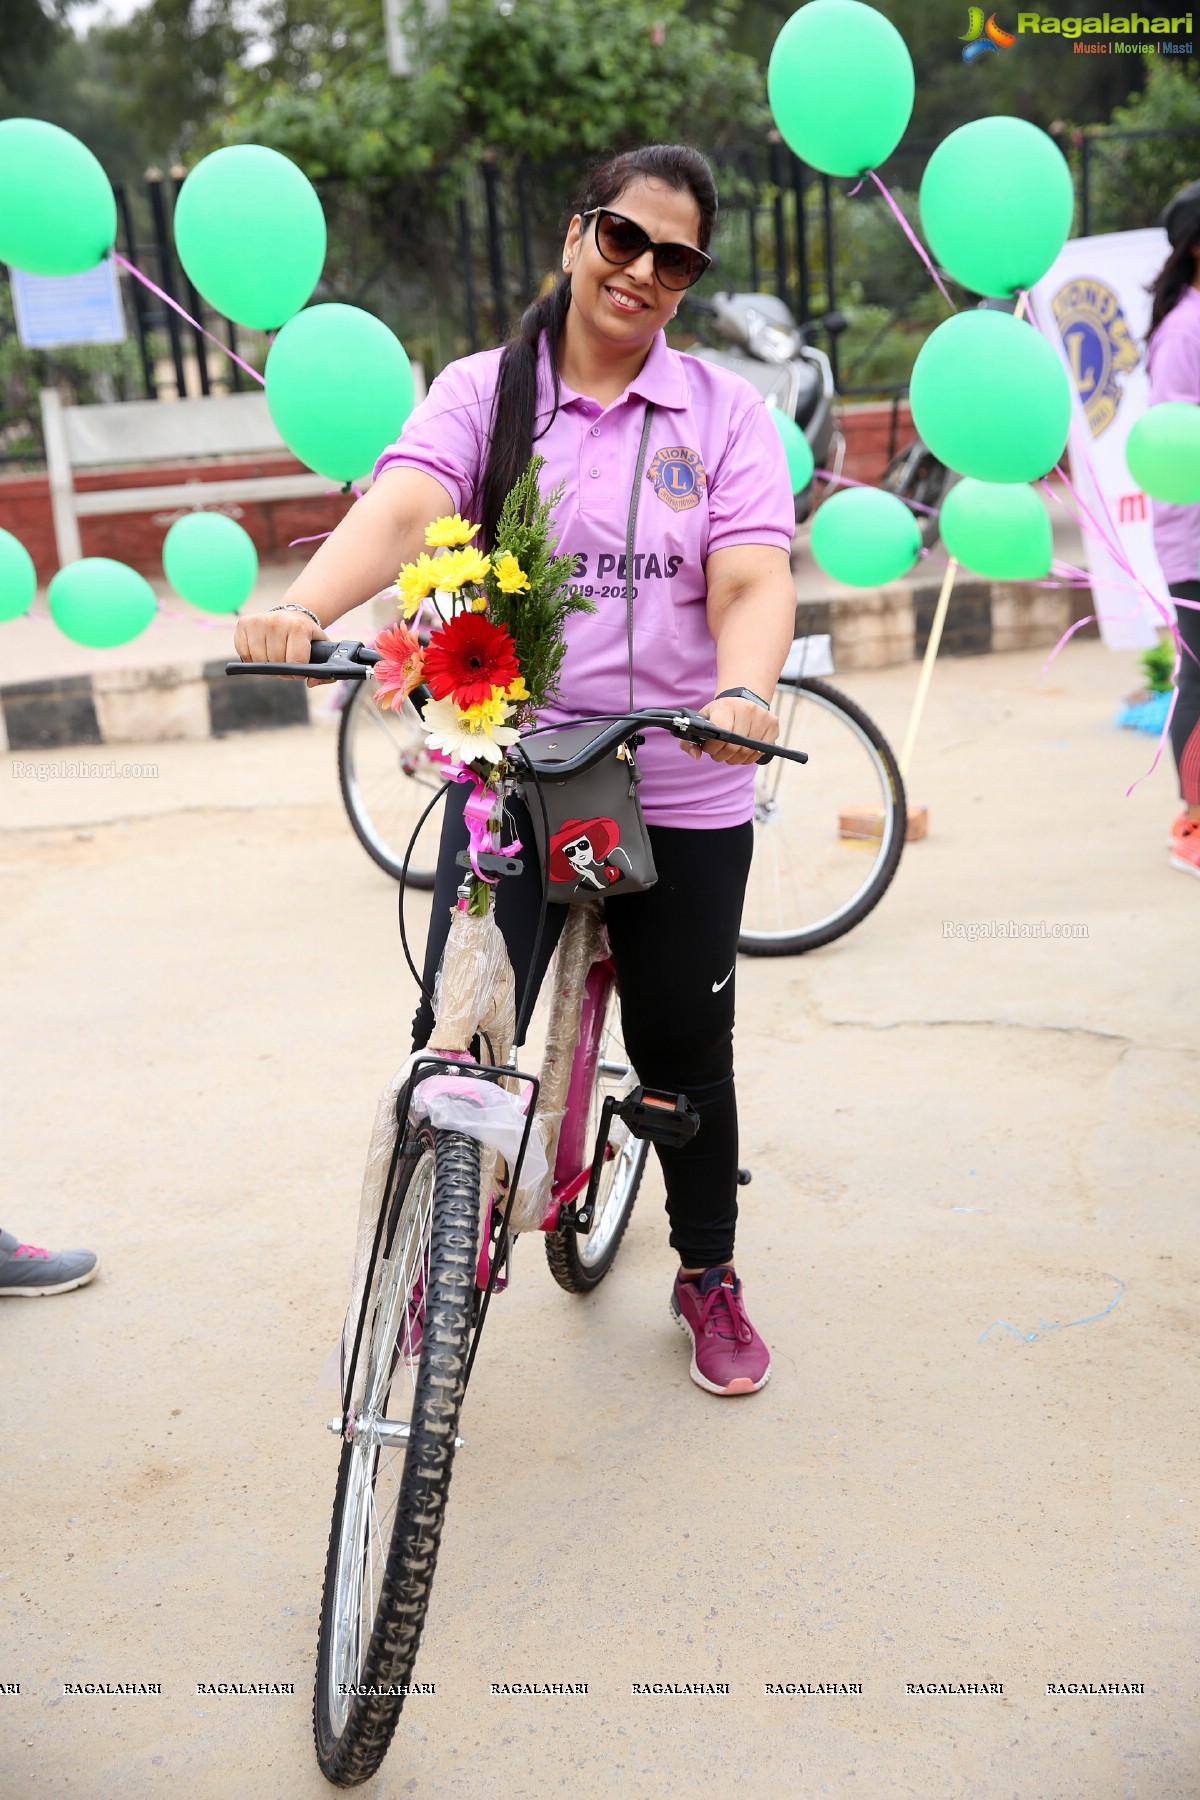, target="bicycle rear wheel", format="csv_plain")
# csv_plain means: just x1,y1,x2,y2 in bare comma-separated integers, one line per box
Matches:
545,965,648,1293
337,675,447,887
313,1122,480,1787
740,676,907,956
